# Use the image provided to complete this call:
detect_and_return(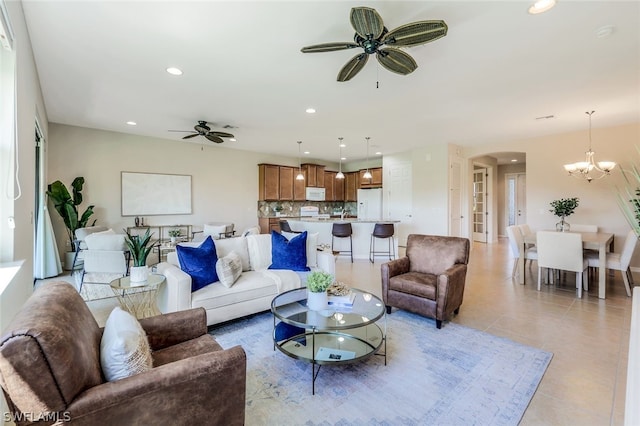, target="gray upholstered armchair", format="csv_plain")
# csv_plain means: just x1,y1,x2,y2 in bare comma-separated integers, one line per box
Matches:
381,234,470,329
0,282,246,425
